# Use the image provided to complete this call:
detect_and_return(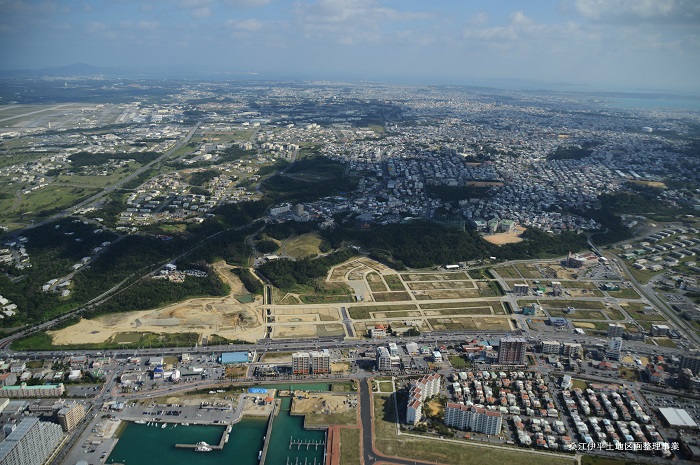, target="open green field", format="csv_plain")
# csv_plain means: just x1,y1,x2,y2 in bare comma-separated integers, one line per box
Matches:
549,309,606,320
299,294,353,304
383,274,405,291
653,337,677,348
348,304,417,319
367,272,388,292
372,394,574,465
606,288,641,299
282,233,323,259
301,407,358,427
420,300,495,309
372,291,412,302
1,184,101,225
339,428,361,465
400,272,470,282
514,264,542,279
423,307,493,316
12,331,200,351
428,317,511,331
494,266,521,279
